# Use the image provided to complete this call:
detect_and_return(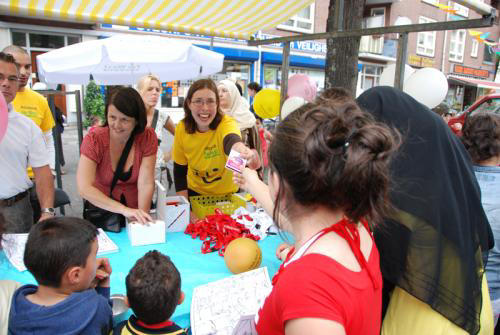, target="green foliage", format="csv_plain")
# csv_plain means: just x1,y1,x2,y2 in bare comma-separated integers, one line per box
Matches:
83,80,105,128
